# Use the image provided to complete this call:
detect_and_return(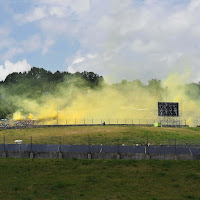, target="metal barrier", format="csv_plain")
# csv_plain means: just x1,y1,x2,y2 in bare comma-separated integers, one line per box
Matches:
1,136,200,155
